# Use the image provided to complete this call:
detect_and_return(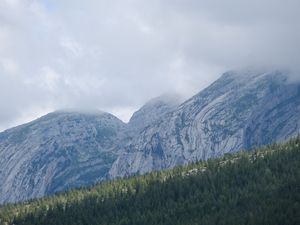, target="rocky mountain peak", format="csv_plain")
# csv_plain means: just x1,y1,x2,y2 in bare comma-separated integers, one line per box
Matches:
128,93,182,133
109,70,300,178
0,69,299,204
0,110,126,203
